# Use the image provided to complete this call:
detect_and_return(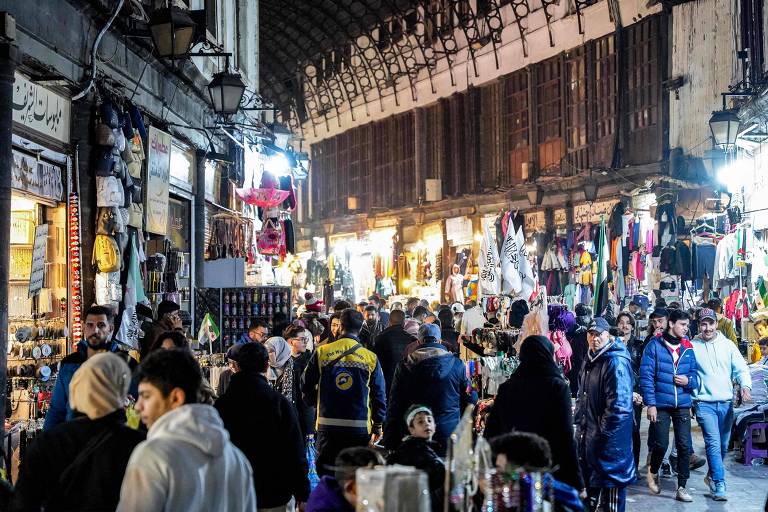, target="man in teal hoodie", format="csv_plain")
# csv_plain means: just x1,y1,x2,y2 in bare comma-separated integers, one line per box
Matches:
692,308,752,502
